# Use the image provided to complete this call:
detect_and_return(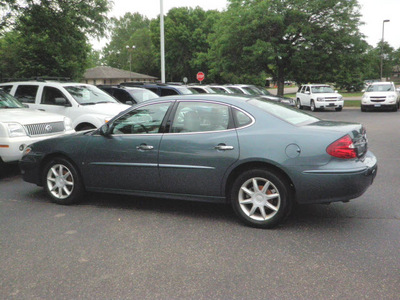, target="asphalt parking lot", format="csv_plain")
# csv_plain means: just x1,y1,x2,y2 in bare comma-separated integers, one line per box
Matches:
1,107,399,299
